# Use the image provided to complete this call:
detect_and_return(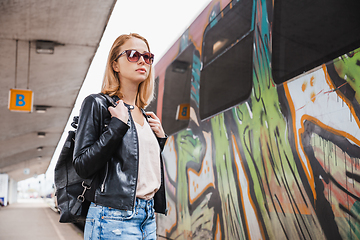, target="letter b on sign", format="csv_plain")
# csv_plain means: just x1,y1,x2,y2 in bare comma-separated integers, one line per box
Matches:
176,103,190,120
16,94,26,106
9,89,33,112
